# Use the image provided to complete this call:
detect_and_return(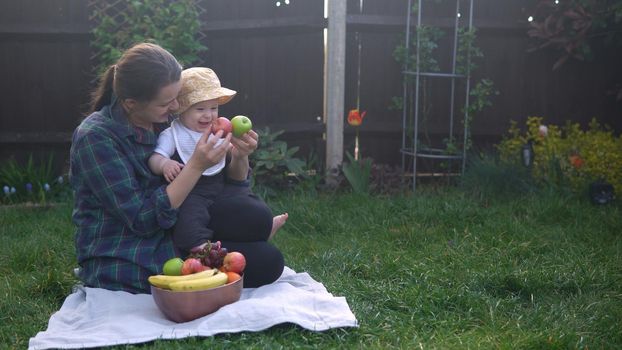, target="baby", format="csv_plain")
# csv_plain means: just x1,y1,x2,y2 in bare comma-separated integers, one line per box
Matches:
148,67,287,253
